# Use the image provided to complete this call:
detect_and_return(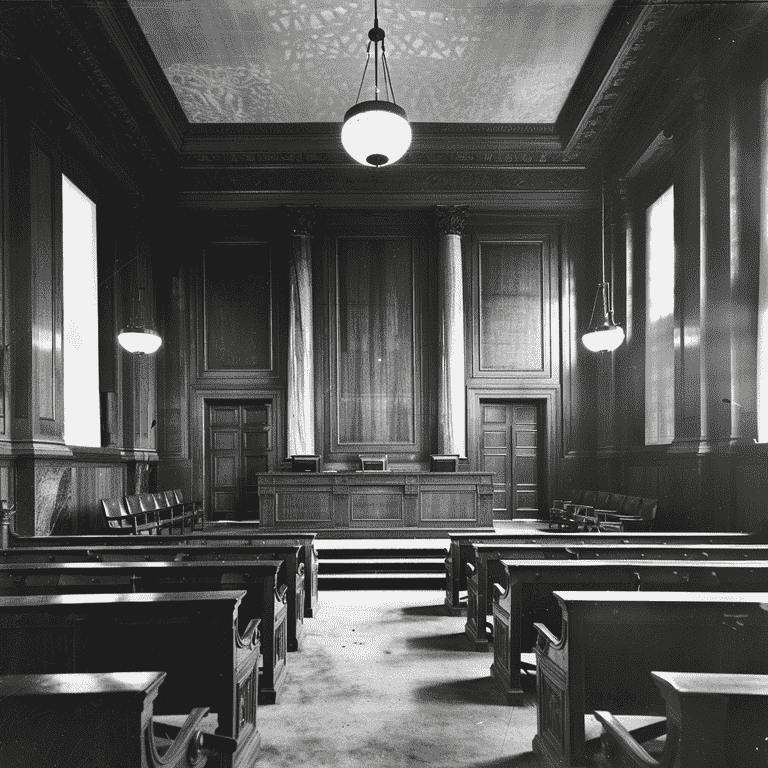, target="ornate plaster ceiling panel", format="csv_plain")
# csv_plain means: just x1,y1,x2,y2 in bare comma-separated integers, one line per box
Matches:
128,0,612,124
